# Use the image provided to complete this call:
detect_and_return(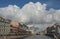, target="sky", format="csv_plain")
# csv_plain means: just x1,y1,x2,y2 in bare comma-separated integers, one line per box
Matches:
0,0,60,31
0,0,60,10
